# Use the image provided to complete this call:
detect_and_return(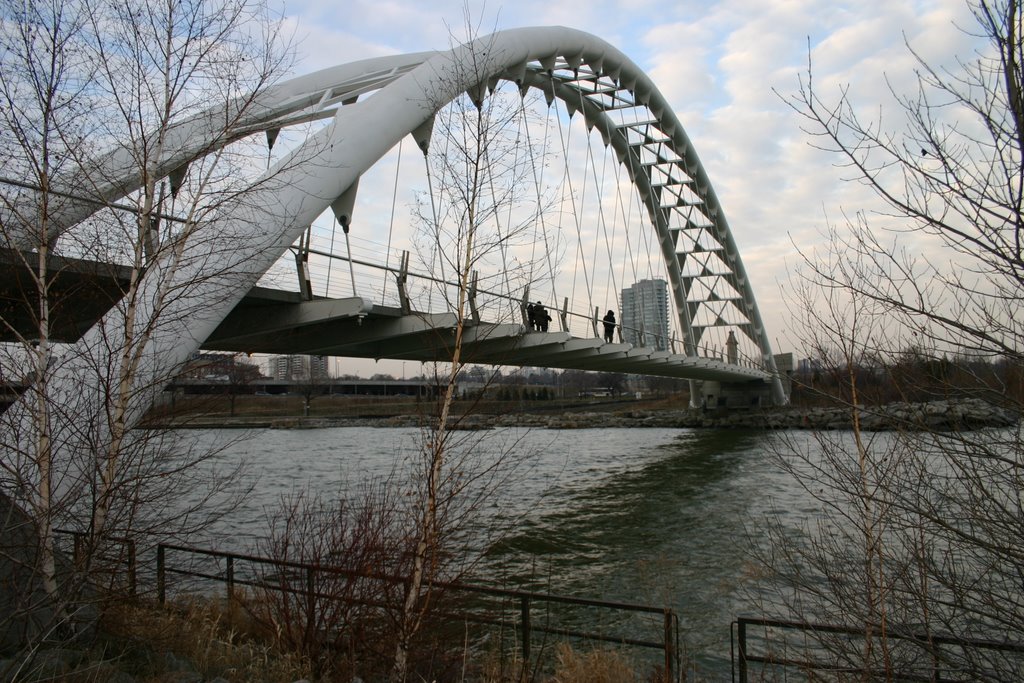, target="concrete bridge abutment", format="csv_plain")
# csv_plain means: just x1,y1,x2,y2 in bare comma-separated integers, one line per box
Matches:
698,352,793,410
